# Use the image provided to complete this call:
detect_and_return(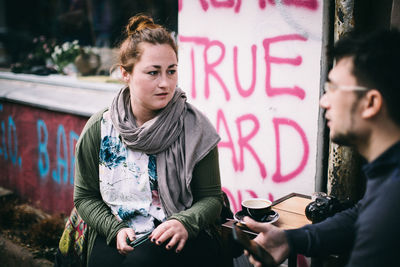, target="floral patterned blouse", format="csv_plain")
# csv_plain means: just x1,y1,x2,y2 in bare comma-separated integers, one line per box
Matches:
99,111,166,235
